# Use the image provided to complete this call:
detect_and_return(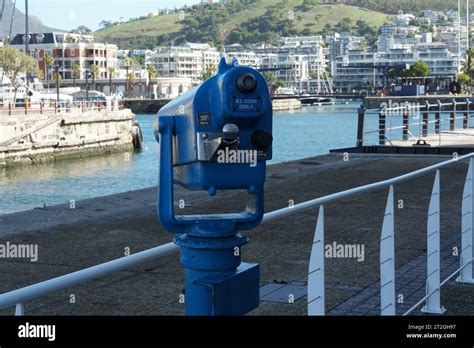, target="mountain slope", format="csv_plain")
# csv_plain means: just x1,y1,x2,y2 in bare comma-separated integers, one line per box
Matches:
94,0,392,49
0,0,57,39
